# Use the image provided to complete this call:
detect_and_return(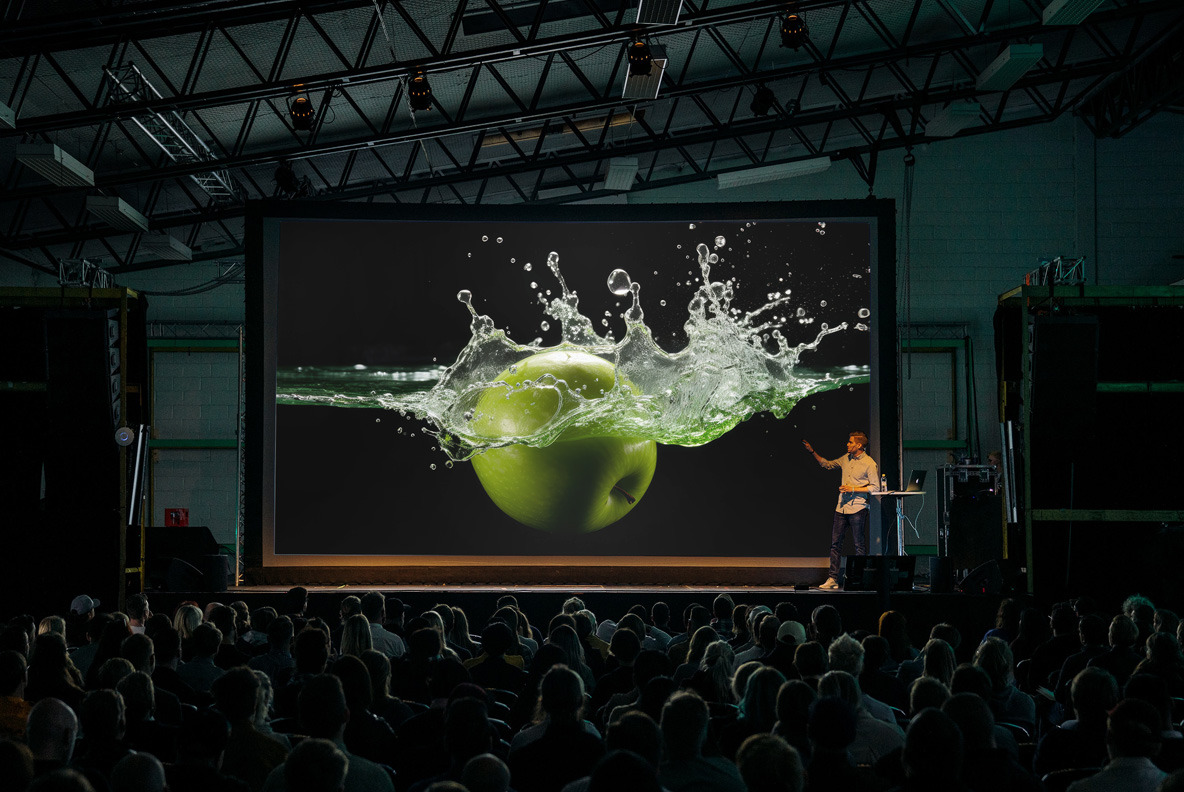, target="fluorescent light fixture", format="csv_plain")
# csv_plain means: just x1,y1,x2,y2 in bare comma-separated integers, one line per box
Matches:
716,157,832,190
603,157,639,191
86,196,150,232
977,44,1043,91
925,101,982,137
139,233,192,261
0,100,15,129
1042,0,1106,25
623,45,667,100
16,143,94,187
637,0,683,25
482,110,640,148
